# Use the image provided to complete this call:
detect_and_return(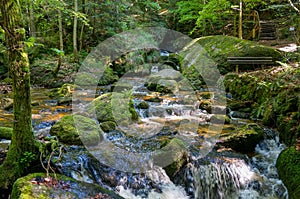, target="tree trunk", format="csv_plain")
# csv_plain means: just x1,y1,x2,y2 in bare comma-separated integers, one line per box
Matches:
29,0,36,37
79,0,85,52
53,9,64,77
239,0,243,39
0,0,36,188
73,0,78,63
